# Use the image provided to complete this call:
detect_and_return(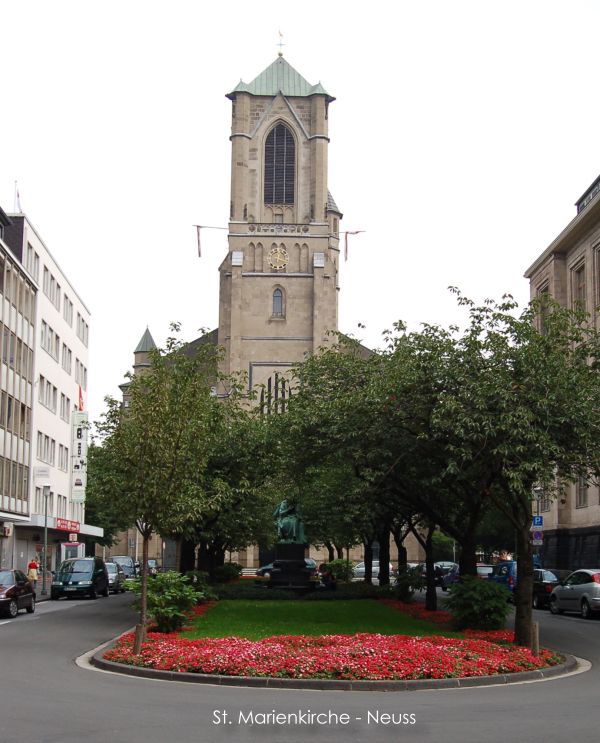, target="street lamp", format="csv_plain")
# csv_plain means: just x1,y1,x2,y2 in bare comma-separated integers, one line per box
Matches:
41,485,50,596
